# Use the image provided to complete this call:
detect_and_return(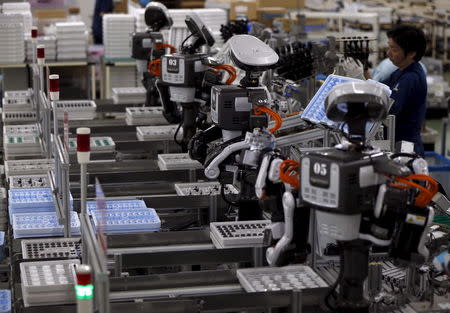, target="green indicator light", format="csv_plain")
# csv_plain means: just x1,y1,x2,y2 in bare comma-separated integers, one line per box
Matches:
75,284,94,300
